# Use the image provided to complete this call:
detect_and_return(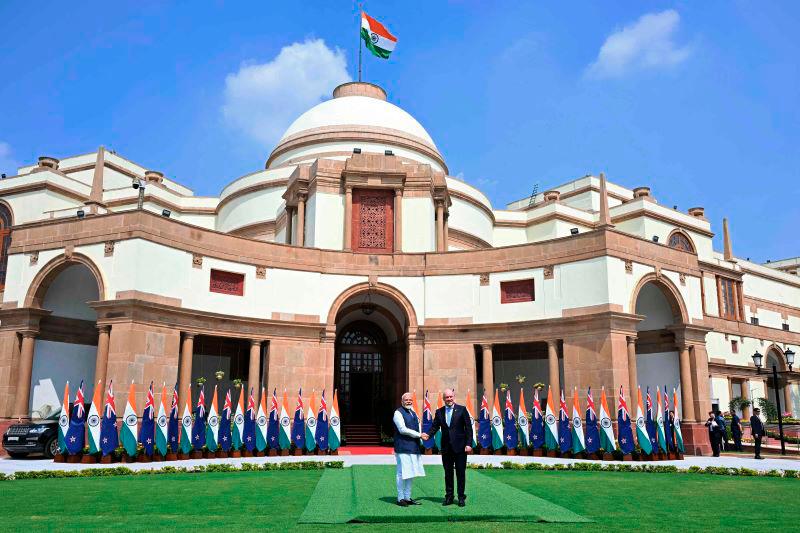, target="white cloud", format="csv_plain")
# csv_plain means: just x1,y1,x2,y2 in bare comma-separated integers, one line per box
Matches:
0,142,19,176
586,10,691,79
222,39,351,147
